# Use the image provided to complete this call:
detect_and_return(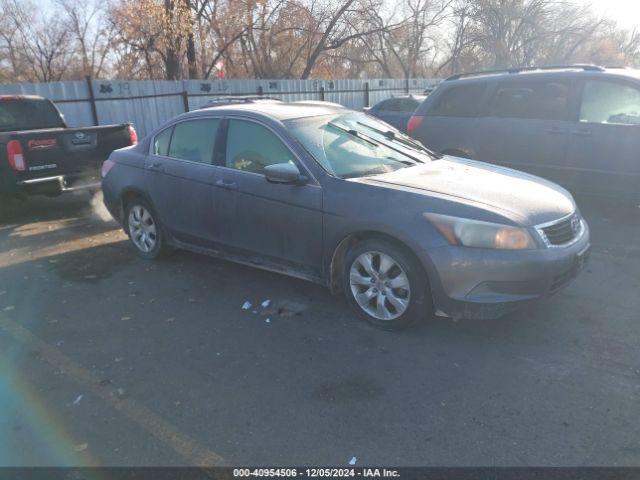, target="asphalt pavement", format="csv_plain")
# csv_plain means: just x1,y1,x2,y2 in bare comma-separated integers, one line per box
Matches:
0,191,638,466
